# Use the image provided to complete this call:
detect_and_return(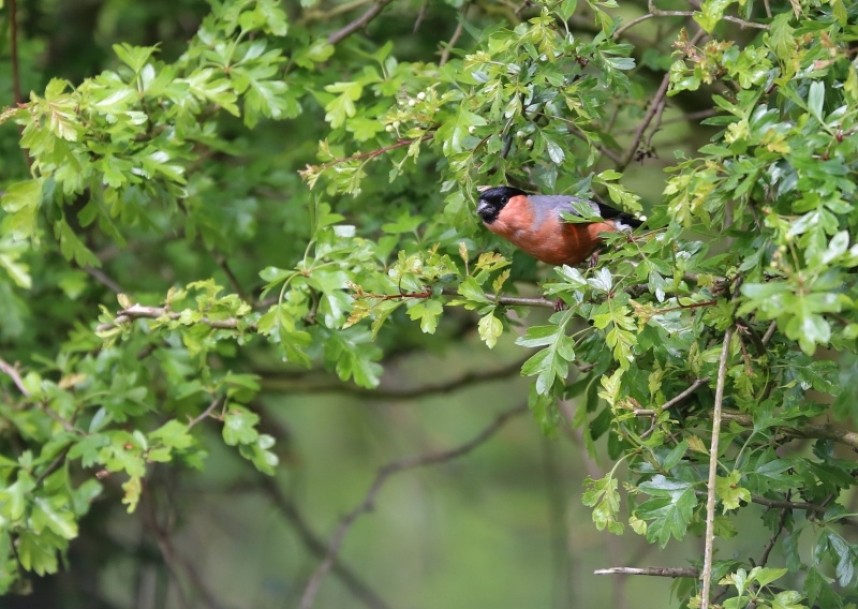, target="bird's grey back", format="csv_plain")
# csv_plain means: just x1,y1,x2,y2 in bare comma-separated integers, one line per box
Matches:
528,195,599,225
